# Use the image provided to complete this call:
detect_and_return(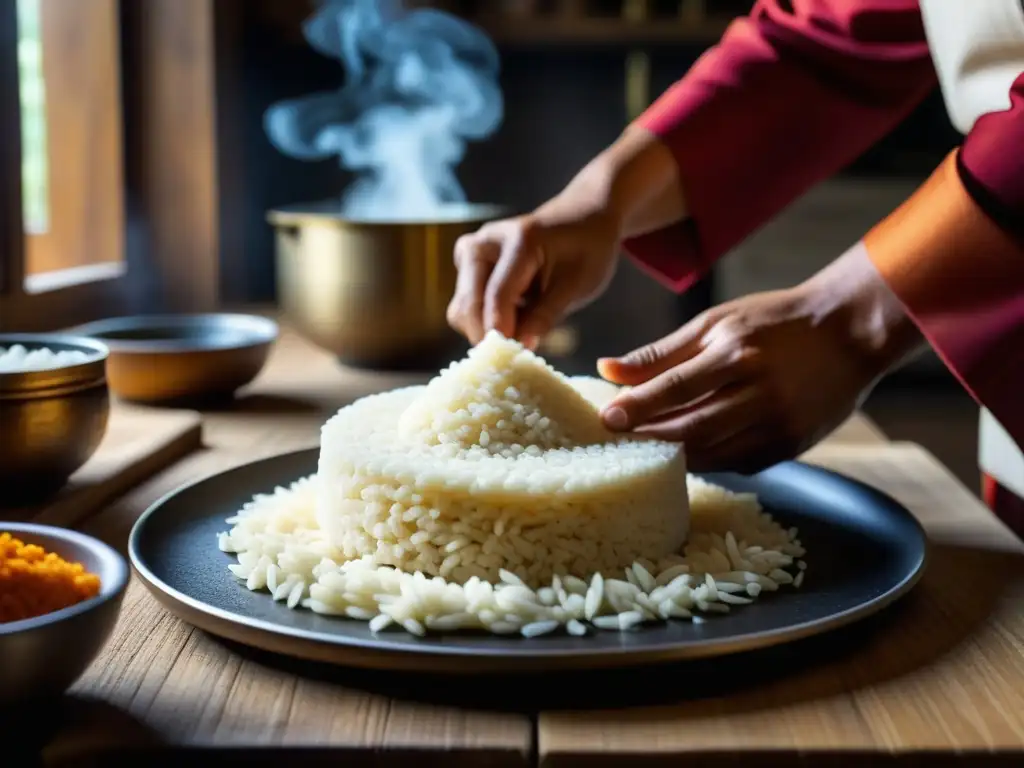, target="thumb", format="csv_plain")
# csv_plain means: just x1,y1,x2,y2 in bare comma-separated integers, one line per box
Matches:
597,320,707,386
